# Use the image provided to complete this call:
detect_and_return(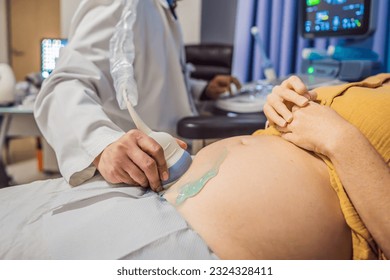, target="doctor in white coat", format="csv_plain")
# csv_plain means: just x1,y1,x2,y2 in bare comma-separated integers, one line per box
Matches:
34,0,240,191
